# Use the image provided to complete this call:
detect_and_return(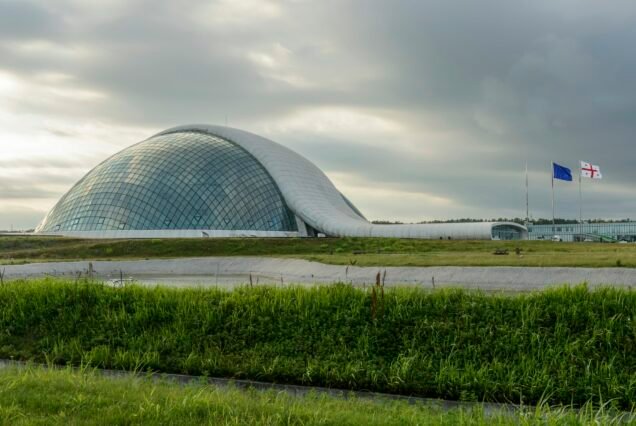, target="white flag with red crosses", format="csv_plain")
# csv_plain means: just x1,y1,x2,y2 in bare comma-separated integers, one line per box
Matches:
580,161,602,179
